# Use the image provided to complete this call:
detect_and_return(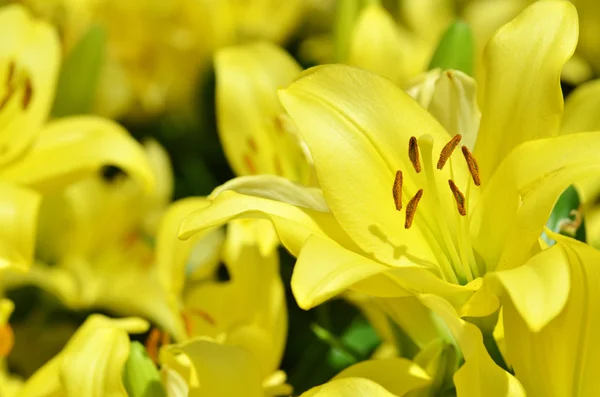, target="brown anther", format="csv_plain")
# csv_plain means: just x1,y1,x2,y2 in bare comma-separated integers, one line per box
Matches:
408,136,421,173
274,115,286,135
437,134,462,170
22,77,33,110
0,325,14,357
145,328,162,363
274,155,283,176
392,170,403,211
405,189,423,229
461,146,481,186
189,309,216,326
243,154,256,174
247,137,258,152
181,312,194,337
161,329,170,347
0,85,15,111
448,179,467,216
6,61,15,86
